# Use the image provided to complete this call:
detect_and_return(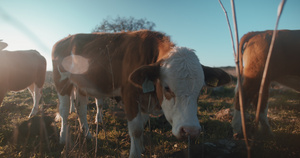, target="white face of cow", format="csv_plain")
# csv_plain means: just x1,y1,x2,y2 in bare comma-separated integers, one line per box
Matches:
159,47,204,139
